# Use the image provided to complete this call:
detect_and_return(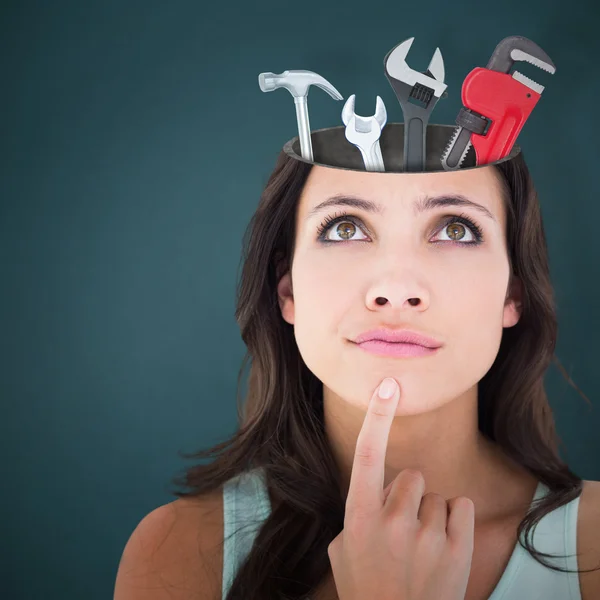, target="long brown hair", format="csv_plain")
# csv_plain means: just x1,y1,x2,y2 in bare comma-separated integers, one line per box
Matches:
170,149,598,599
